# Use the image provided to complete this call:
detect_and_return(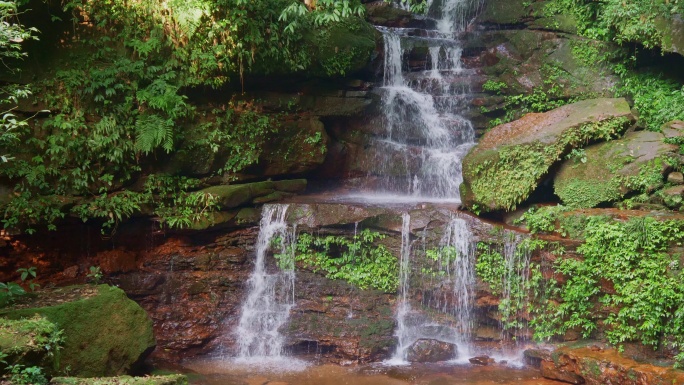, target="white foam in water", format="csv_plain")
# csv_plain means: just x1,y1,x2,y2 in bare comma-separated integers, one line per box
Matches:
234,204,296,360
